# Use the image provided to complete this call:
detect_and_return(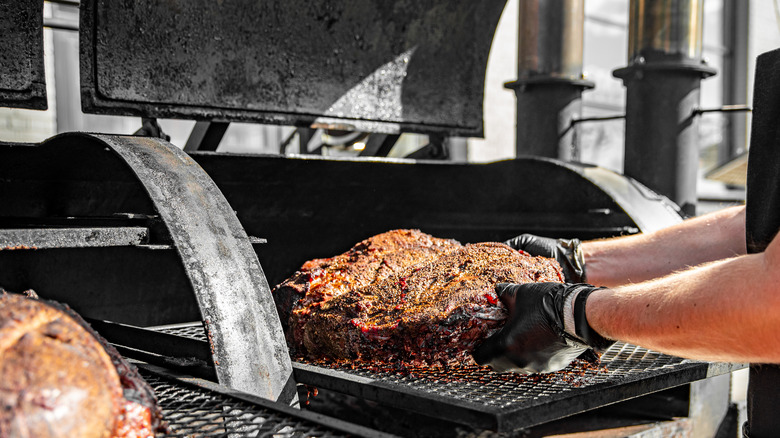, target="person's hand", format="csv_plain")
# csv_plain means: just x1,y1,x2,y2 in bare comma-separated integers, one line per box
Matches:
504,234,586,283
472,282,613,374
